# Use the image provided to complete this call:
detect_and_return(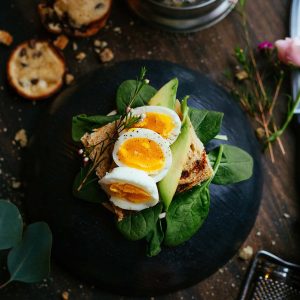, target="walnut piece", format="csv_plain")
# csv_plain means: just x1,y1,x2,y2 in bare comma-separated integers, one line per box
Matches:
100,48,114,63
